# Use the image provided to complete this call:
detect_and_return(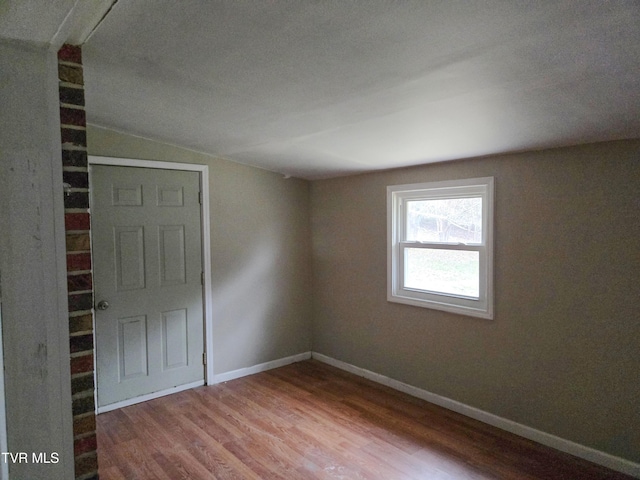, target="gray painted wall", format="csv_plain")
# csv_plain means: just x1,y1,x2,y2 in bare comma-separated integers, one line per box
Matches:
2,37,637,476
0,40,74,479
87,125,313,374
311,140,640,464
